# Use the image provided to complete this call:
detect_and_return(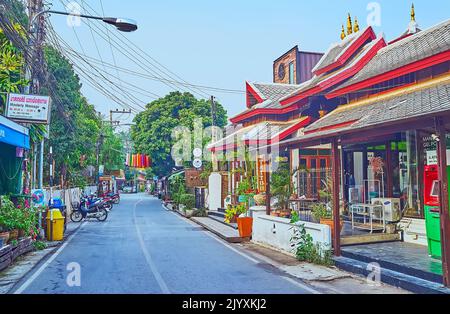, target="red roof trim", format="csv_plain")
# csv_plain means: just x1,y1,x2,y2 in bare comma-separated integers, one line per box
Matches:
246,82,265,108
326,50,450,99
314,27,376,76
281,37,386,106
230,101,304,124
211,117,312,152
